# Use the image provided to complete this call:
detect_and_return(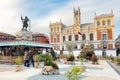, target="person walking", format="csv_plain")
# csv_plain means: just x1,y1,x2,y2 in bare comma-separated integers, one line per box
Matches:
50,48,57,60
24,48,30,67
28,50,34,67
